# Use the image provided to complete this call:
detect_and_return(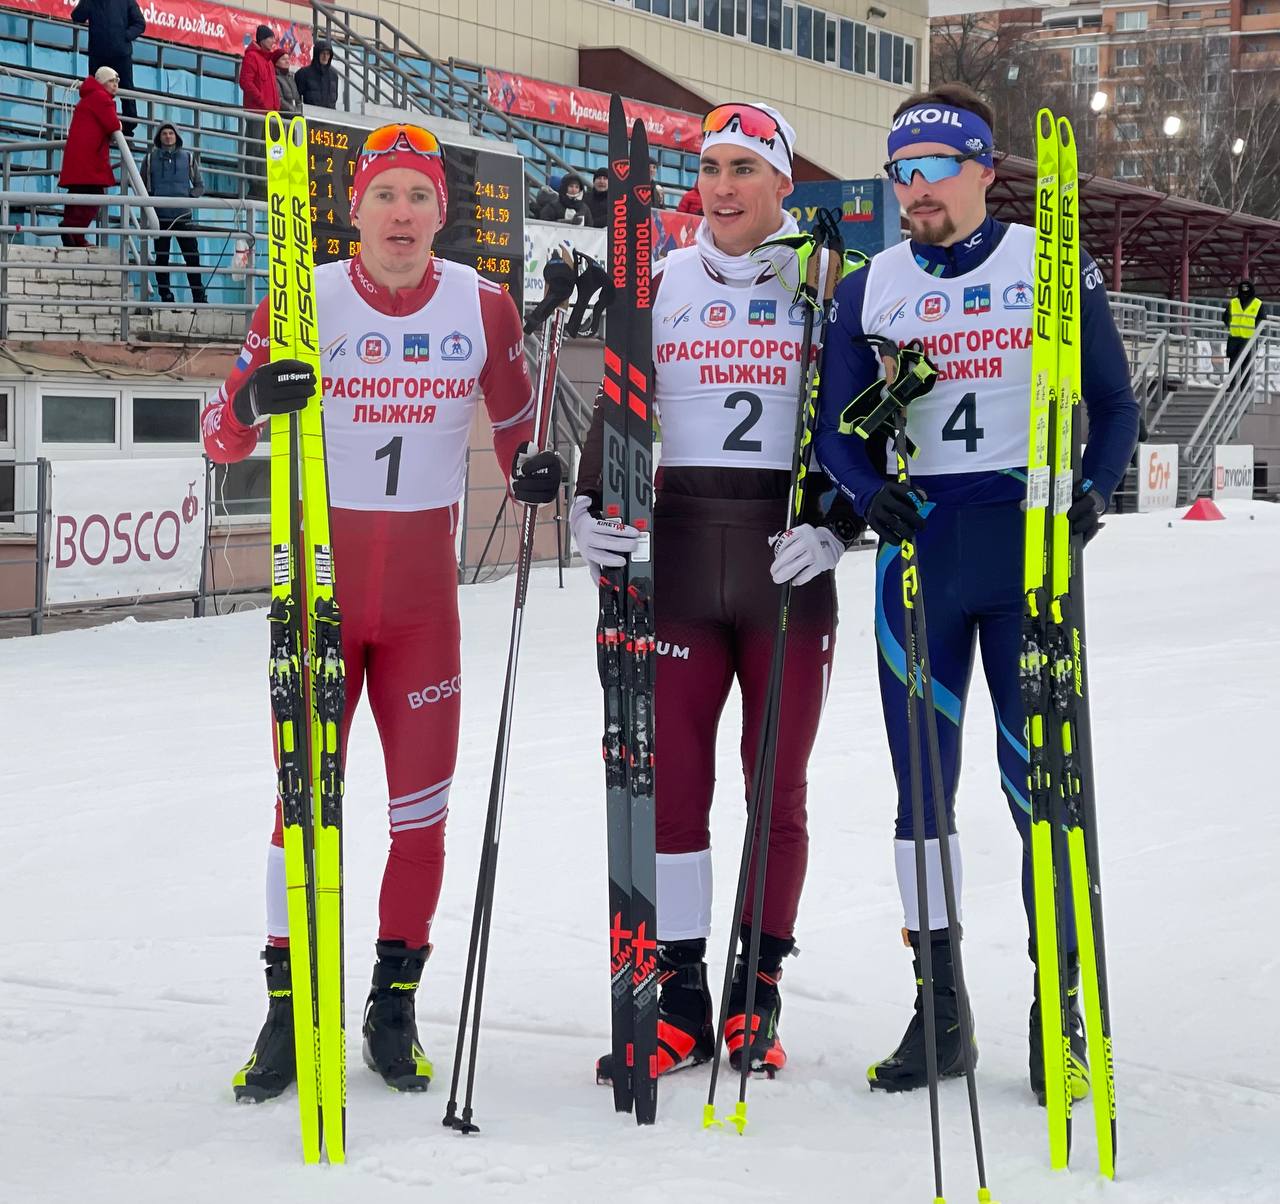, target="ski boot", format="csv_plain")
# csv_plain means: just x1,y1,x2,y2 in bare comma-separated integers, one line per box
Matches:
596,938,715,1084
868,928,976,1093
1028,943,1090,1104
363,941,434,1092
725,927,793,1078
232,945,295,1102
